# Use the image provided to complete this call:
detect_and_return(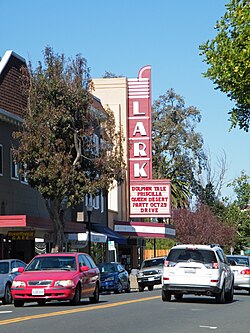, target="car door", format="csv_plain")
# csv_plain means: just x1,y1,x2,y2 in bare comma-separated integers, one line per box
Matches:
78,254,91,297
84,255,98,295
